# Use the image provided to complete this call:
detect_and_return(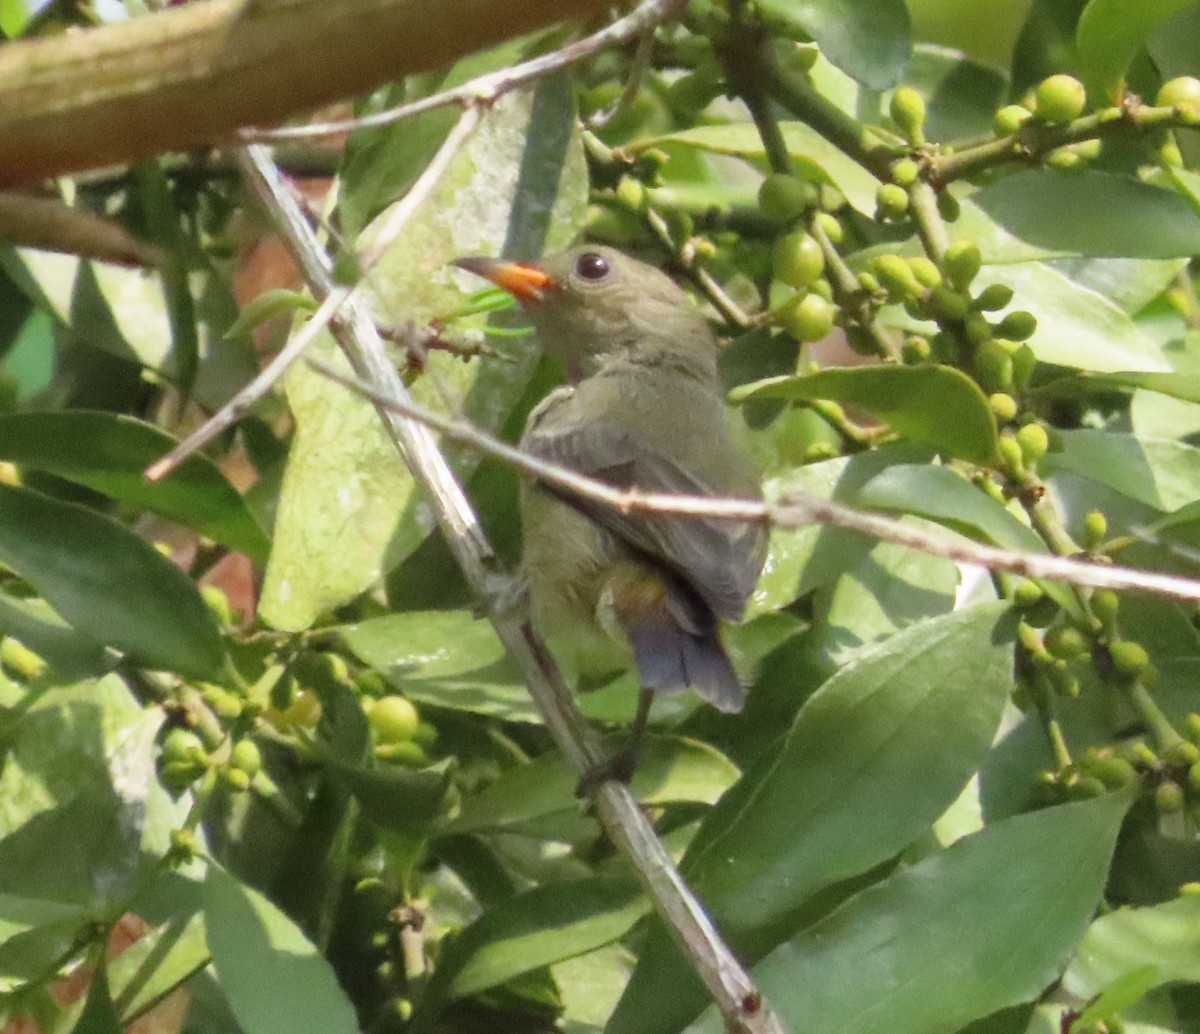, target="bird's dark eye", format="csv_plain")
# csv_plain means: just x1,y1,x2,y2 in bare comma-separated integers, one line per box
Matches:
575,252,611,281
